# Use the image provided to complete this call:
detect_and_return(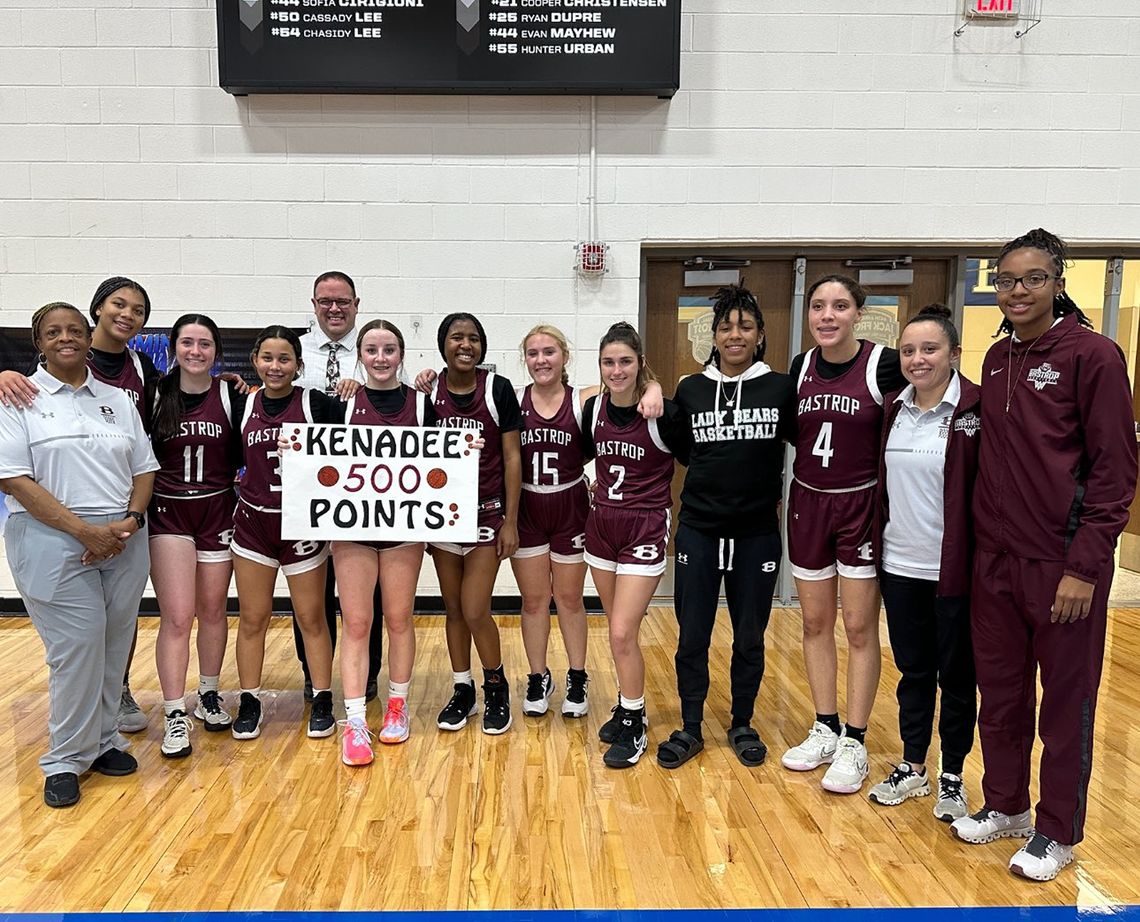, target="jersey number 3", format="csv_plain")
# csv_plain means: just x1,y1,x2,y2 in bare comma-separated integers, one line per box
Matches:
812,422,834,469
